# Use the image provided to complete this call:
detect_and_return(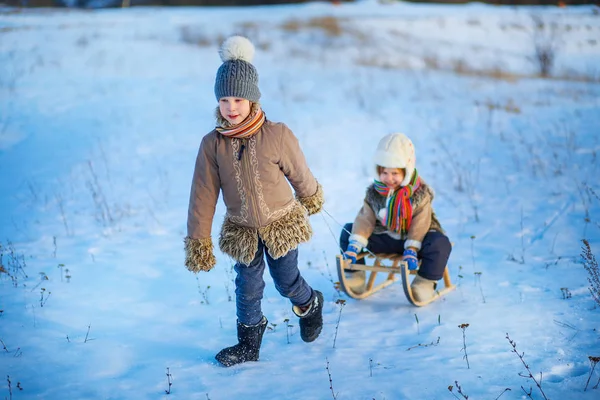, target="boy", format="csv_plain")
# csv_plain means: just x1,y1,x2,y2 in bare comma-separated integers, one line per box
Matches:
340,133,451,301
